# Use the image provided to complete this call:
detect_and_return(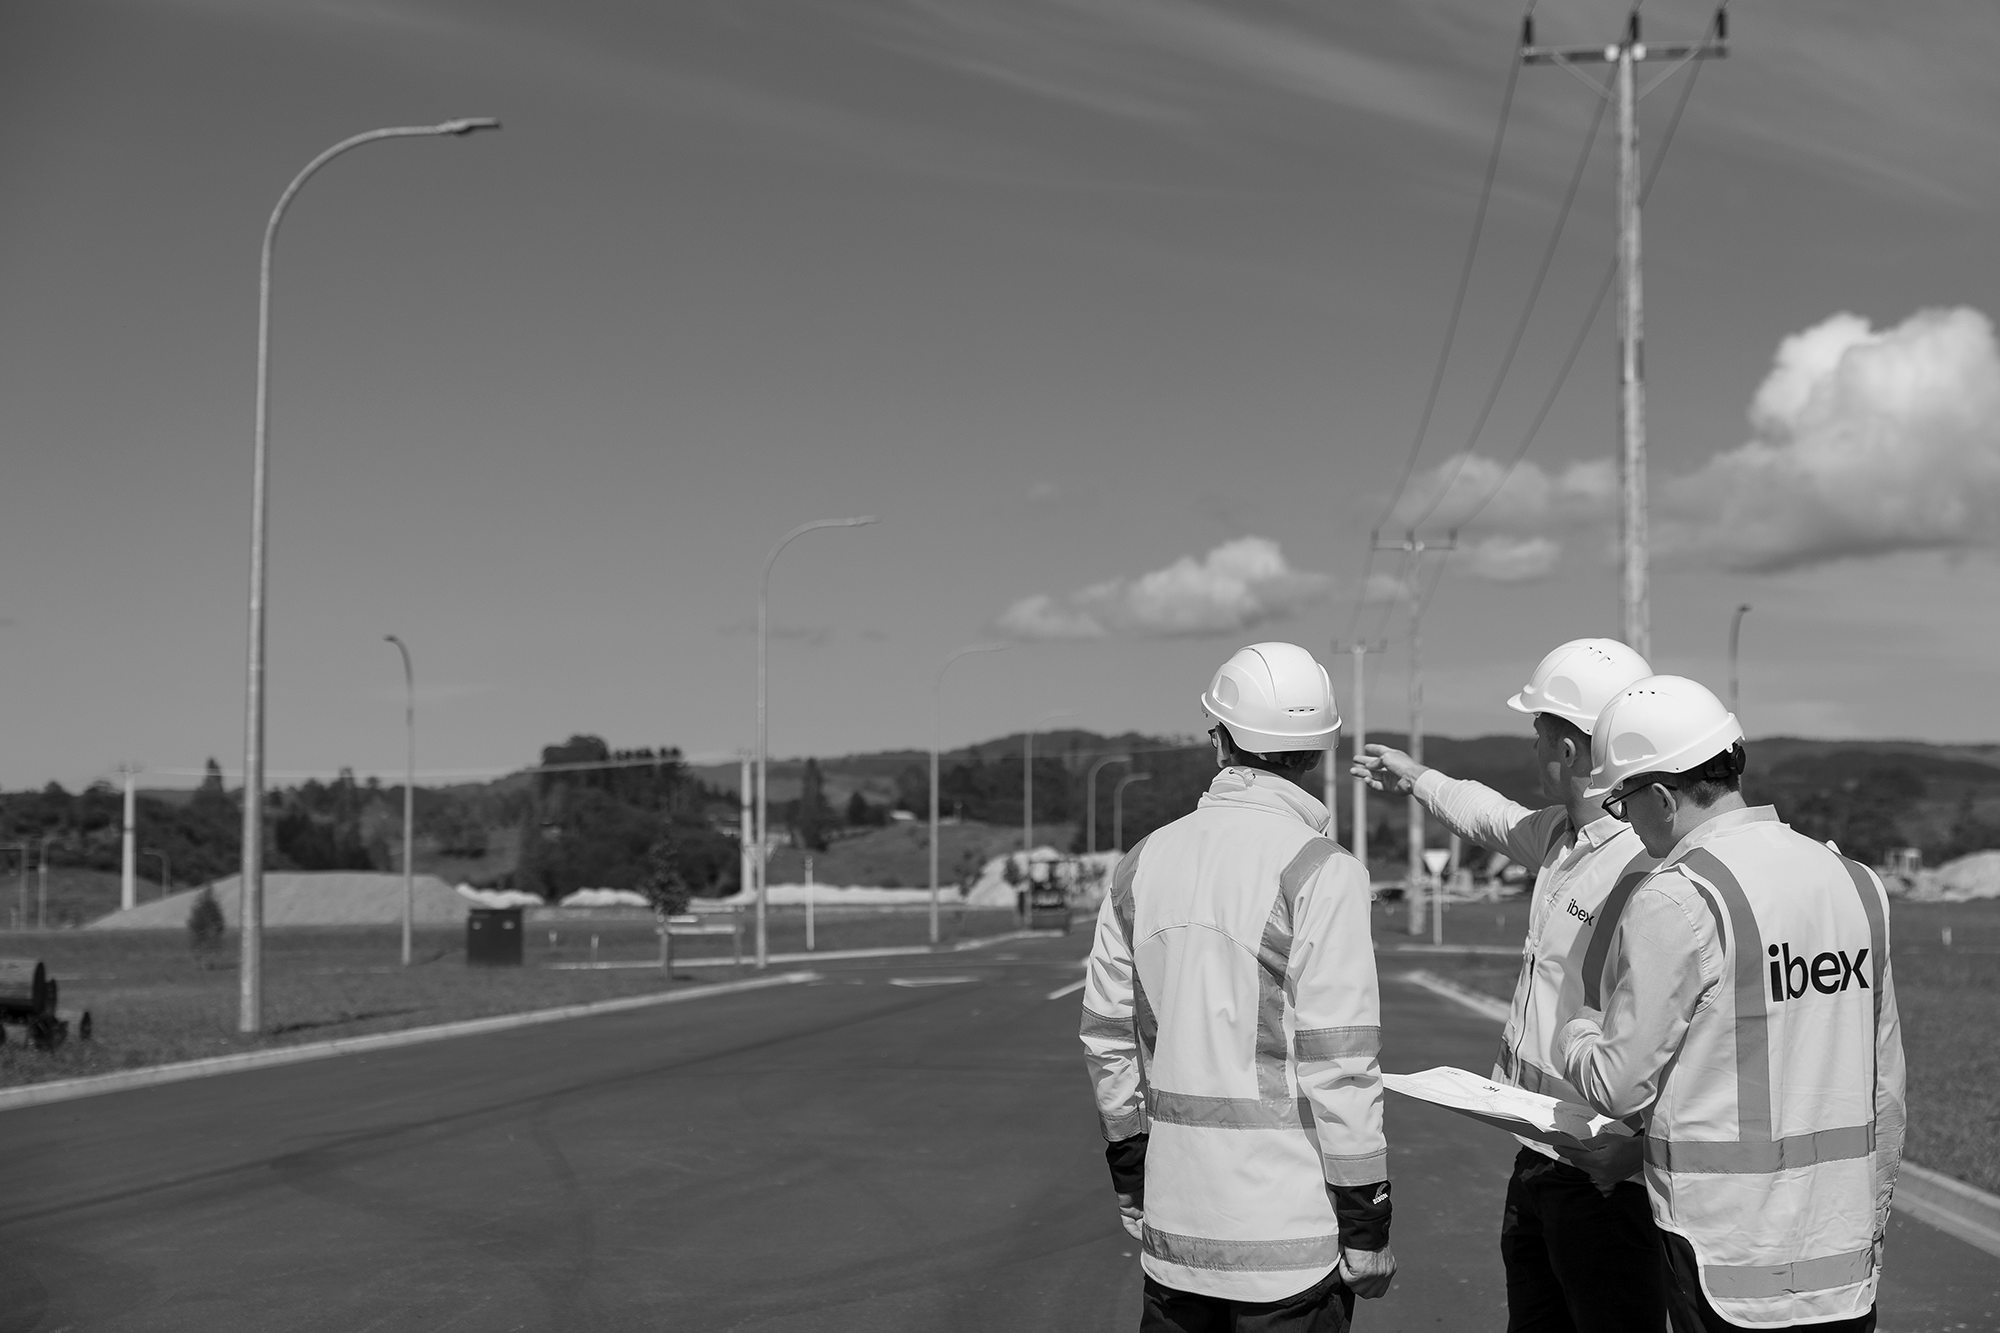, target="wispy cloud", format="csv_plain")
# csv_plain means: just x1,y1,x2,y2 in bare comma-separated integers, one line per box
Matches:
861,0,1488,144
997,536,1332,640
